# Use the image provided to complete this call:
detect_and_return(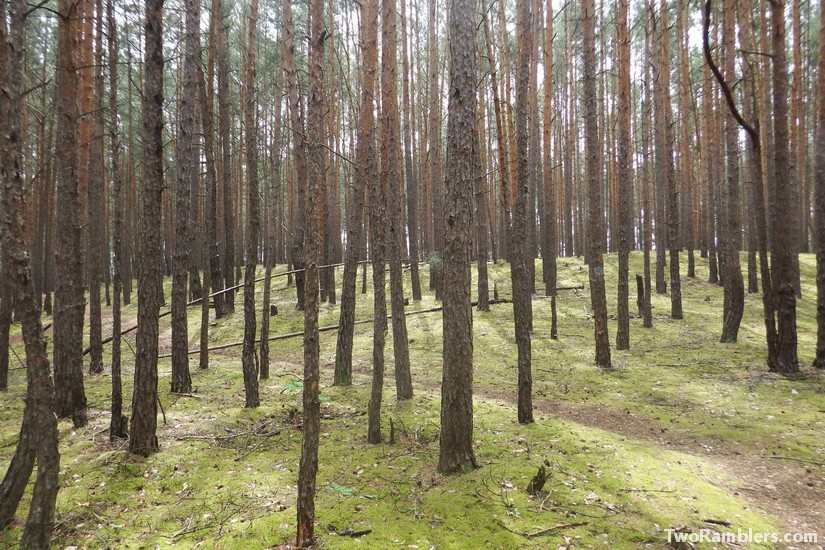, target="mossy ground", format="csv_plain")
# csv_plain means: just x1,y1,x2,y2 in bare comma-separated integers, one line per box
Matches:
1,252,823,548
